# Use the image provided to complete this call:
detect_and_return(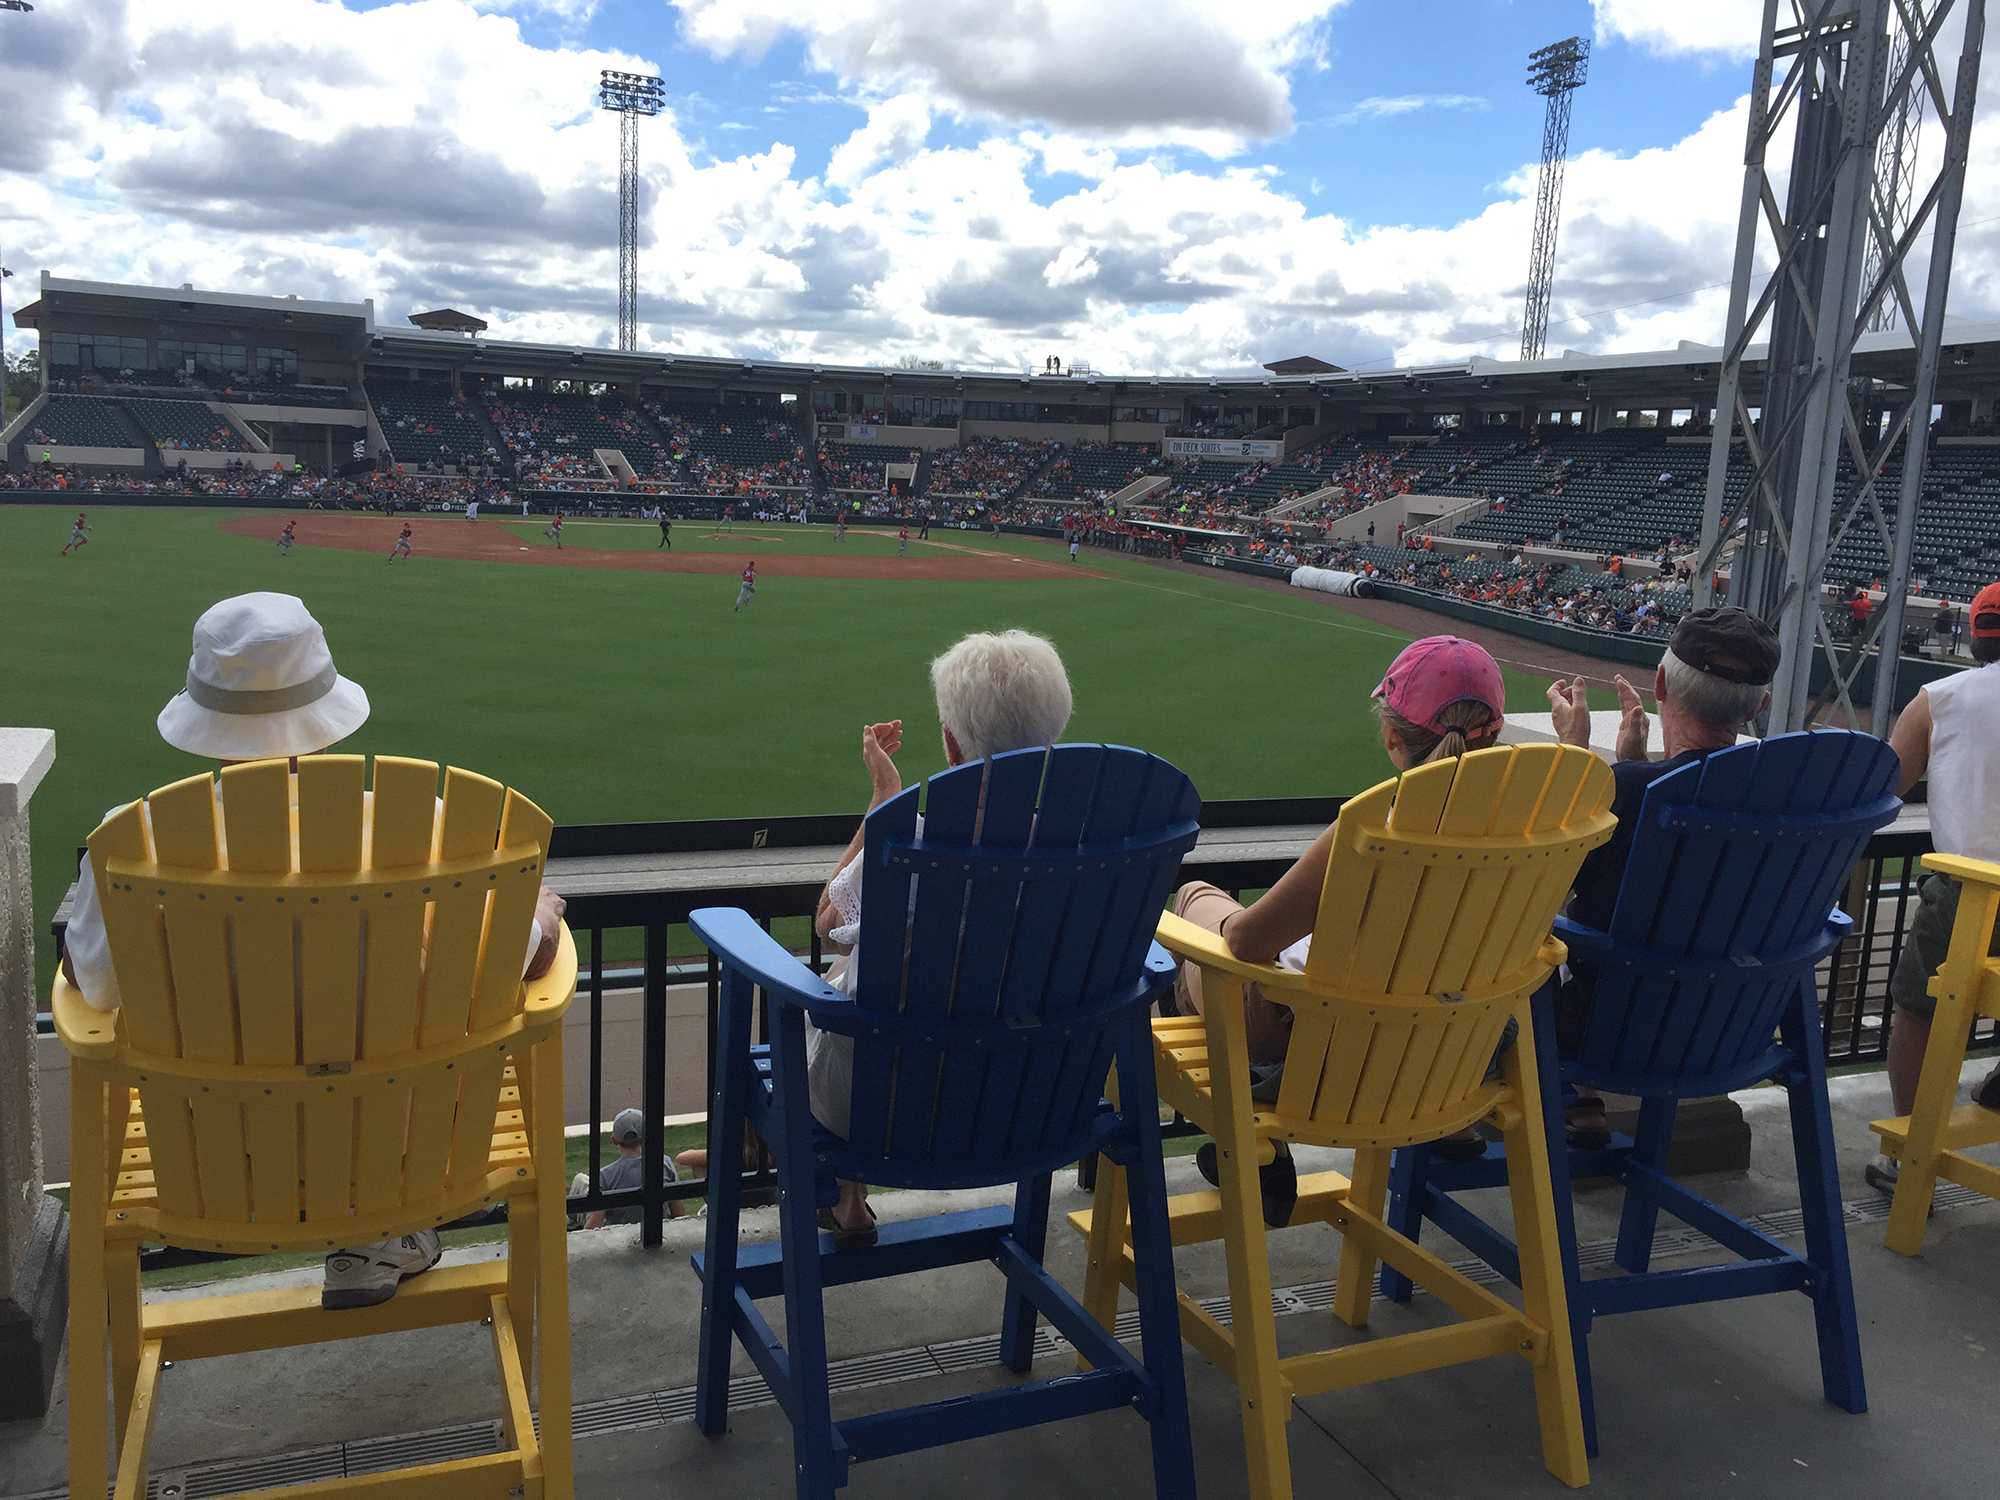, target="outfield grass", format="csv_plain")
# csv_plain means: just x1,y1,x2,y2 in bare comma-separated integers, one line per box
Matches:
5,504,1588,996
